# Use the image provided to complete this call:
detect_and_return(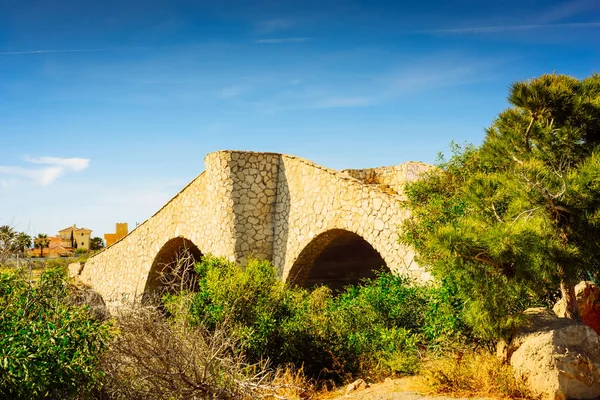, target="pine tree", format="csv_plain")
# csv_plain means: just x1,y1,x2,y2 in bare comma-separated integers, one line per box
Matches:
402,73,600,340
